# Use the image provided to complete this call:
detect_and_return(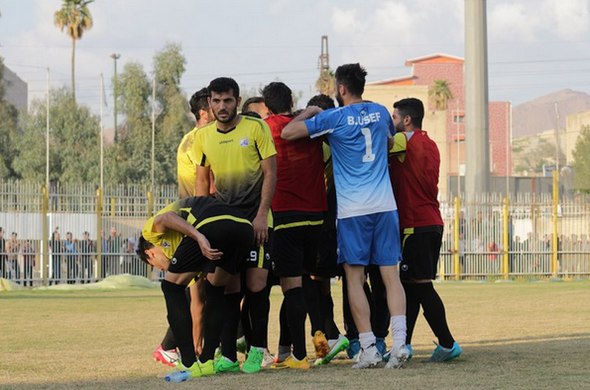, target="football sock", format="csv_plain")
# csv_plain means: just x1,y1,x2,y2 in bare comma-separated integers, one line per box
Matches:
303,275,323,335
403,282,420,345
418,282,455,349
368,266,390,339
221,292,242,362
161,279,195,367
359,331,376,350
160,326,176,350
246,287,270,348
278,298,291,347
390,315,407,350
320,285,341,340
284,287,307,360
200,279,226,362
